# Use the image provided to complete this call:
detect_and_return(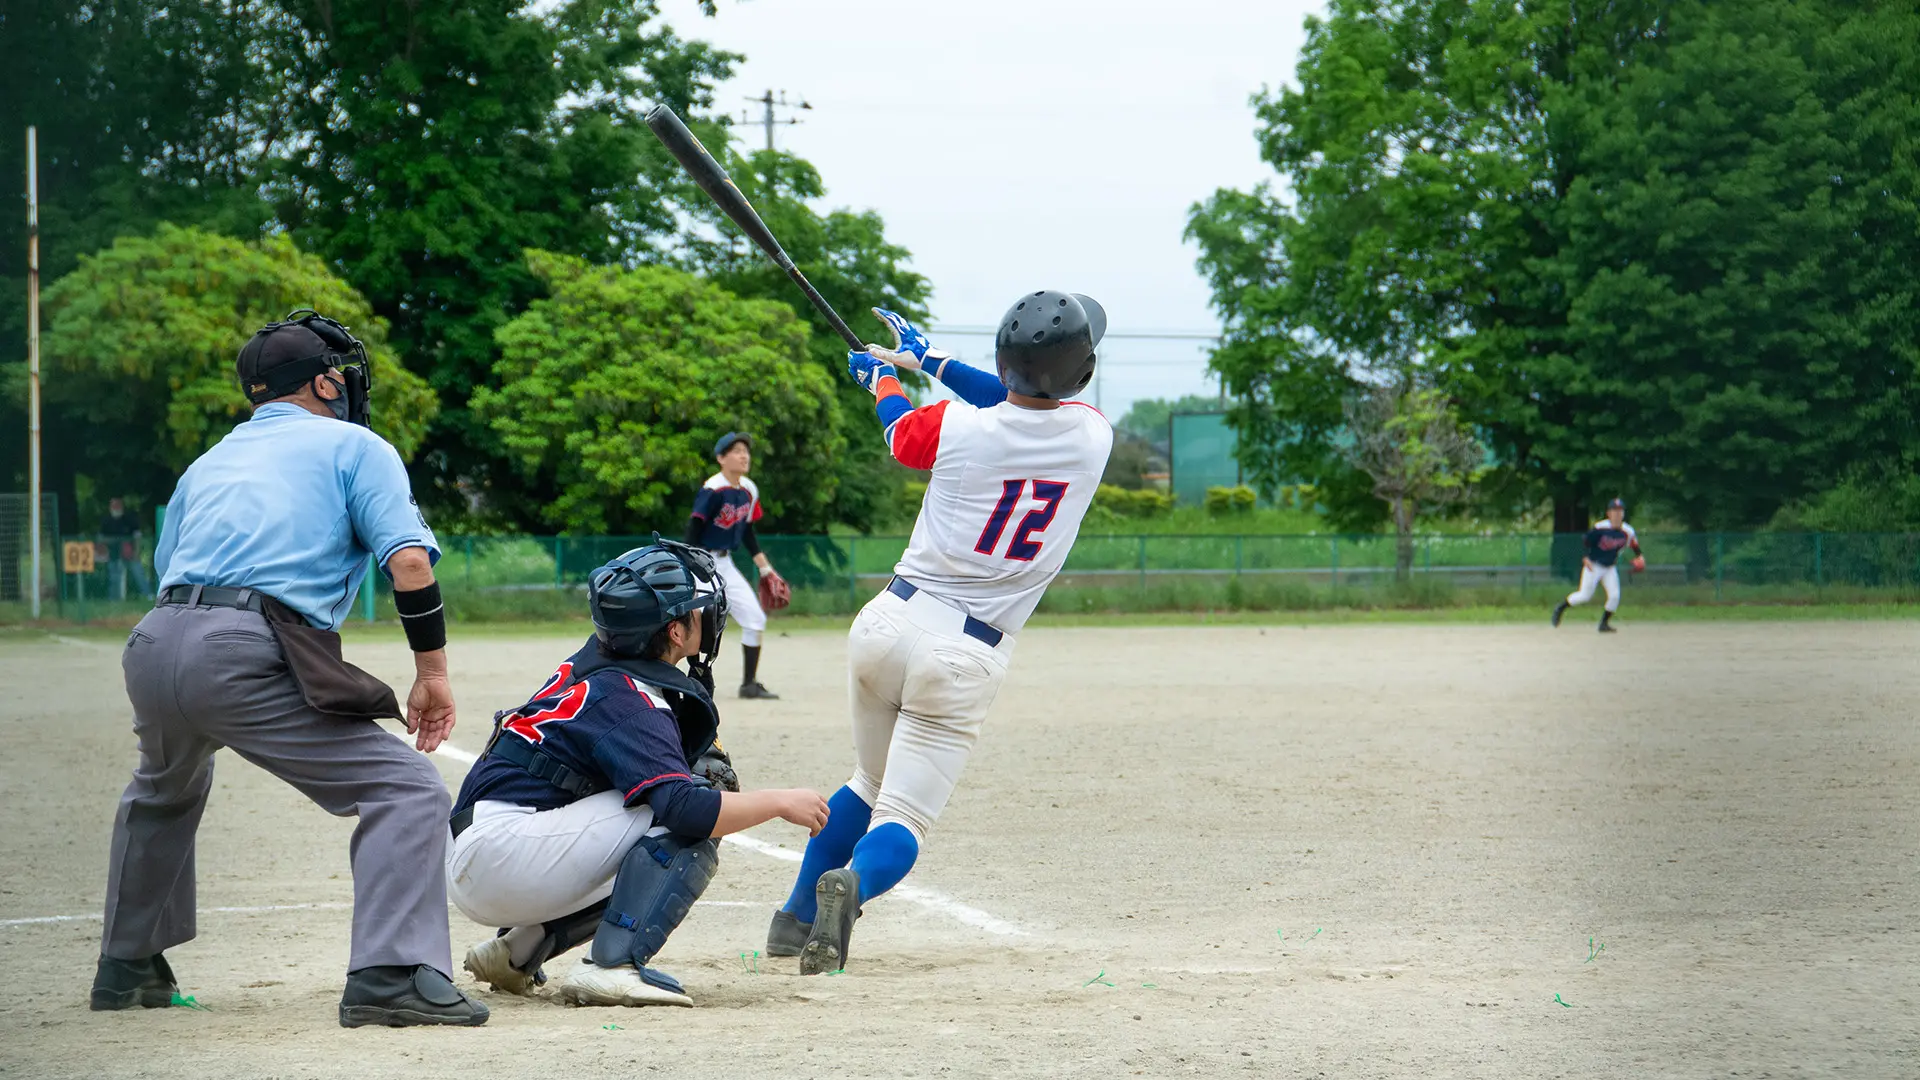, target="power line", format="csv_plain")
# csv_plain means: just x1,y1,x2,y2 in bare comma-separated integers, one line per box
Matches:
929,324,1219,342
741,90,810,152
